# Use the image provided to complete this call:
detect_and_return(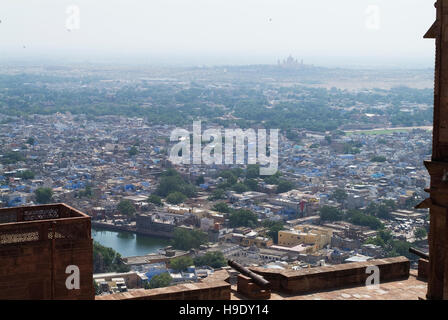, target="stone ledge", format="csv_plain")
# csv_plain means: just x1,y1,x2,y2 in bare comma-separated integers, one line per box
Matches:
96,280,231,300
417,258,429,280
202,269,230,283
249,257,410,295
